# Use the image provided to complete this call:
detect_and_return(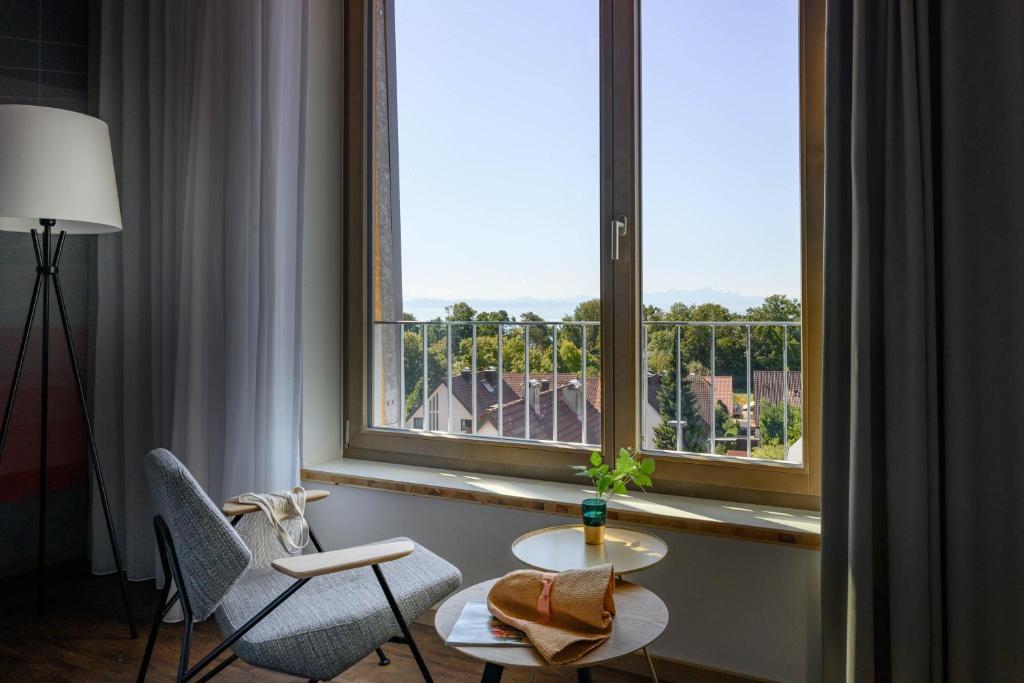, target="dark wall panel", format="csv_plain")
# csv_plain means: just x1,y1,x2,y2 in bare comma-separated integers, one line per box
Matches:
0,0,92,576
